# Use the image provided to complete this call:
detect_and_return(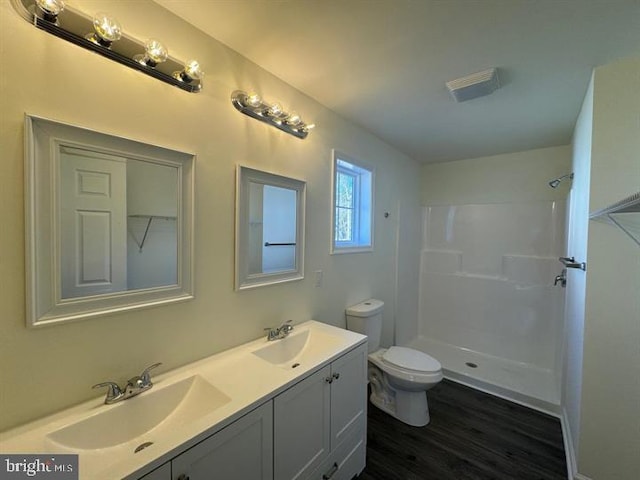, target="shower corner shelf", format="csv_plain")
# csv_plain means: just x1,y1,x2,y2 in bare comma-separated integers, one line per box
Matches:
128,214,177,252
